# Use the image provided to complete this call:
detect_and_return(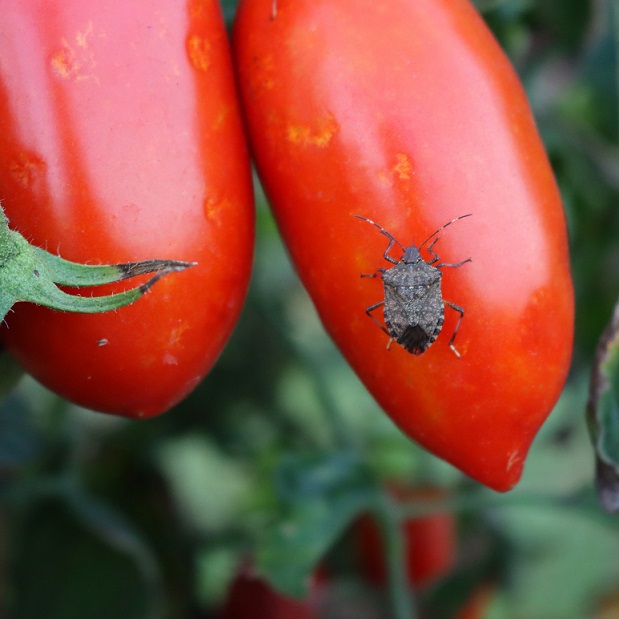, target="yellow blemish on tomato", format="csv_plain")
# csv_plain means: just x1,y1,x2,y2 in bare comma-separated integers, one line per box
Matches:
76,21,94,48
251,54,276,91
506,450,522,472
393,153,413,180
287,114,338,147
204,196,229,225
168,322,192,348
377,170,391,185
51,43,78,78
204,197,219,220
50,25,98,82
9,153,47,188
213,105,231,130
187,35,211,72
188,0,209,19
